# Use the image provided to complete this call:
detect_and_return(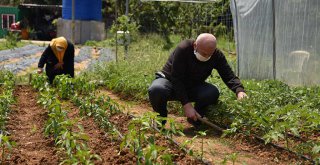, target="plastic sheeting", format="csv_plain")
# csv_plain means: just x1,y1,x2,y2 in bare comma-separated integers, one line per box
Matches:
140,0,217,2
231,0,320,86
